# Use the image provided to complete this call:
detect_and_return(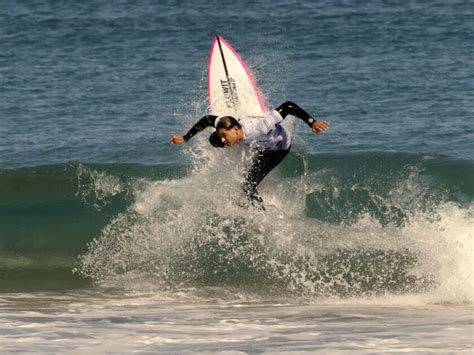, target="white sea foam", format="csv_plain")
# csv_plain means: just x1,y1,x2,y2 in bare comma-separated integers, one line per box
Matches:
0,292,472,353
